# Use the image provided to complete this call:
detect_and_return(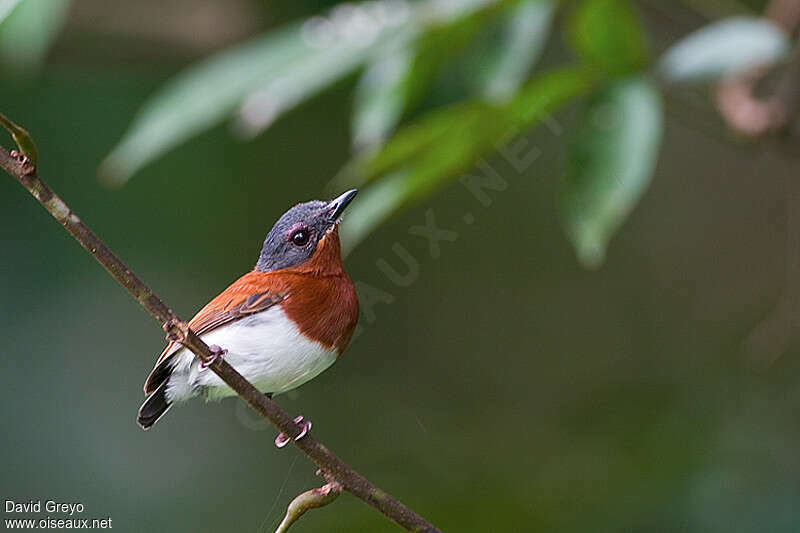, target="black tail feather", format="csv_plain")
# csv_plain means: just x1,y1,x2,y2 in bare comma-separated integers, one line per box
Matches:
137,381,171,430
143,354,174,395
